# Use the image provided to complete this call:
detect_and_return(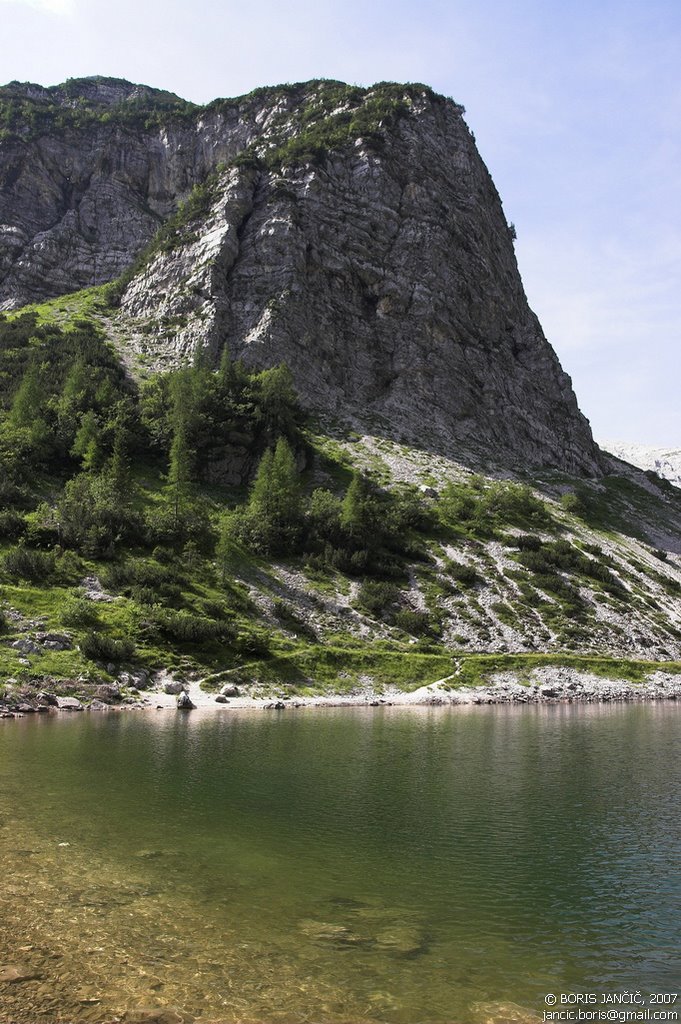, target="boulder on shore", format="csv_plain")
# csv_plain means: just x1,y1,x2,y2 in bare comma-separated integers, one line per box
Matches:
176,691,195,711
